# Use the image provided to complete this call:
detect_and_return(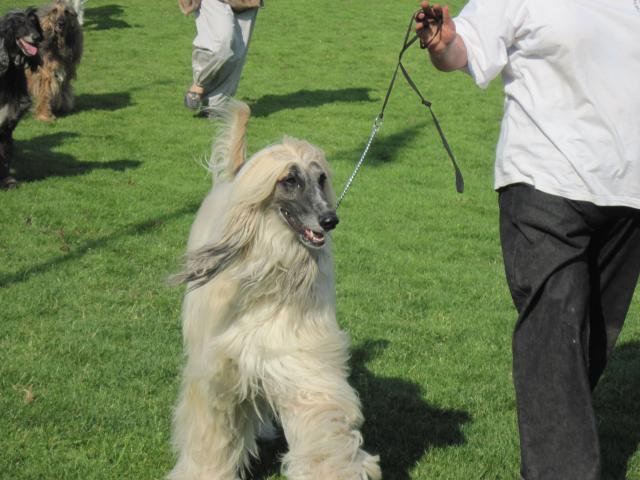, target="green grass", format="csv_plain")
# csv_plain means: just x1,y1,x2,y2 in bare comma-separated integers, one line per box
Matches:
1,1,639,479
